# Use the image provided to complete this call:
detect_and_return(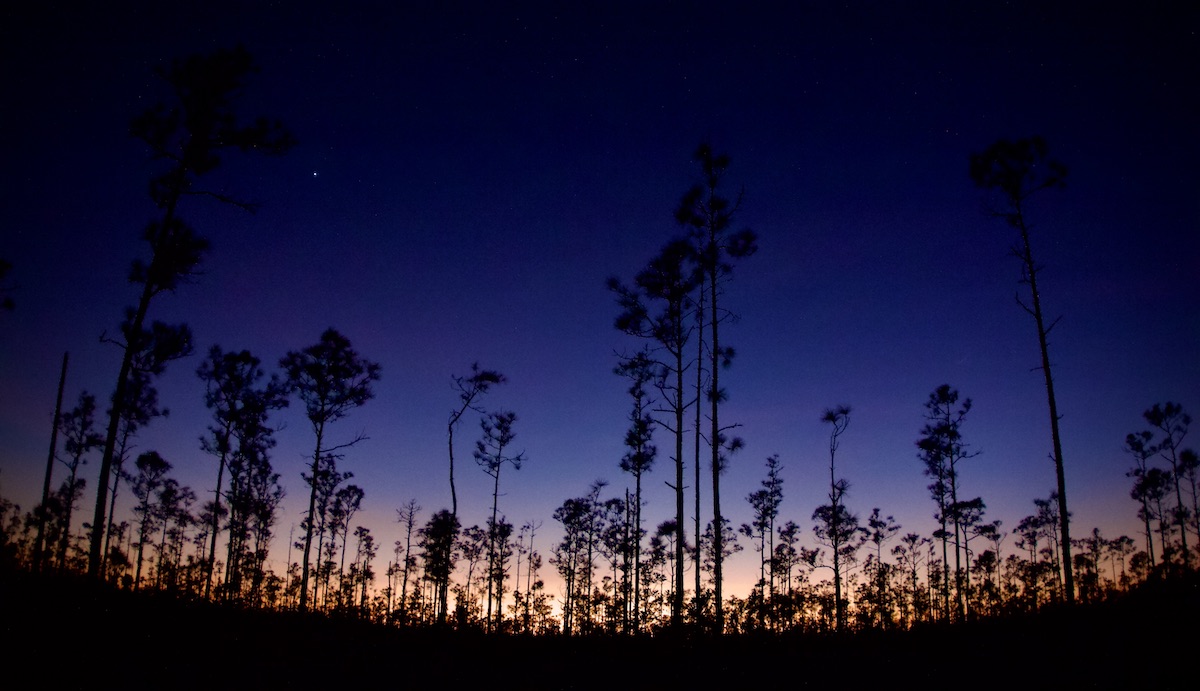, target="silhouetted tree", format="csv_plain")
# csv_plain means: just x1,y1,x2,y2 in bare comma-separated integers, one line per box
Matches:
328,484,365,608
280,328,380,611
512,520,543,632
741,454,784,610
649,519,680,623
614,347,657,631
691,283,707,622
196,346,287,599
96,319,193,574
970,136,1073,603
1107,535,1135,589
608,237,697,627
350,525,376,614
596,494,634,632
33,352,68,573
1142,402,1192,570
456,523,488,622
442,363,504,622
1181,449,1200,548
553,482,605,634
101,340,173,580
1072,527,1107,603
235,436,285,603
971,519,1005,617
954,496,987,617
474,410,524,630
1136,469,1174,567
418,509,459,623
153,477,196,591
892,532,931,627
486,515,515,630
305,456,353,609
916,384,977,620
771,520,801,599
394,499,420,622
676,144,757,633
813,405,859,632
54,392,104,571
448,364,505,517
698,517,741,626
87,46,294,576
1015,491,1069,607
1125,430,1159,567
131,451,170,589
861,508,900,628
